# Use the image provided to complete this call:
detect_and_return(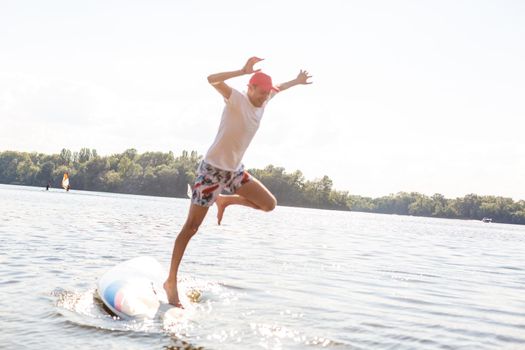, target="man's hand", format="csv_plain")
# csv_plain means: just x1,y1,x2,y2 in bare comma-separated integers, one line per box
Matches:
296,70,313,85
242,57,264,74
275,69,313,92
